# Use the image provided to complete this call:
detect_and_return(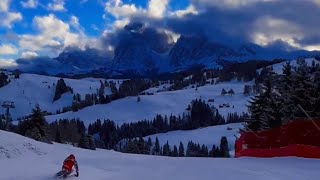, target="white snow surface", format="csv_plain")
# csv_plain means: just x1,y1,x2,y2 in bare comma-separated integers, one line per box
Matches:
0,74,122,120
258,58,320,74
142,83,172,94
144,123,242,156
46,81,253,125
1,130,320,180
